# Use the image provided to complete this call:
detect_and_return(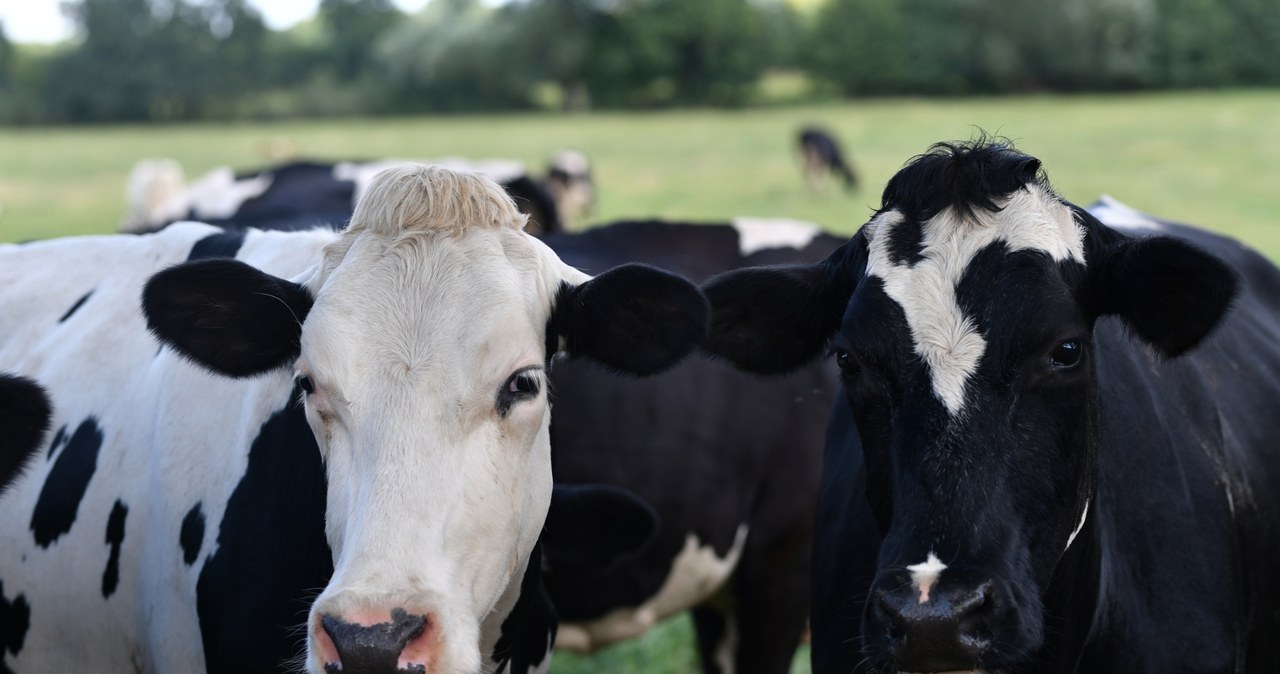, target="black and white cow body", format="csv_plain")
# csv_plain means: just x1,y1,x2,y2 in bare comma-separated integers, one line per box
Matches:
0,166,706,674
701,141,1280,673
123,158,564,236
540,218,845,674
